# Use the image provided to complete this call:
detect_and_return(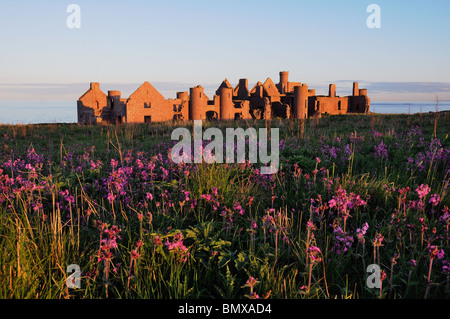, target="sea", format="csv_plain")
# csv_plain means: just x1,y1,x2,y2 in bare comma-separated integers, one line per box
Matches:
0,100,449,125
